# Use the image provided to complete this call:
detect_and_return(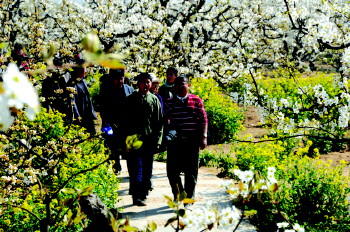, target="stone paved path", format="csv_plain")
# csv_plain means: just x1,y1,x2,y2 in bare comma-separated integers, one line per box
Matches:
116,160,257,232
